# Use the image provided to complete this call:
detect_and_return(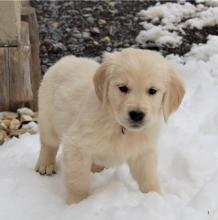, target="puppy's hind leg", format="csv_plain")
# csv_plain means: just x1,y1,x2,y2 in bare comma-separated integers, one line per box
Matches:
35,127,59,176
